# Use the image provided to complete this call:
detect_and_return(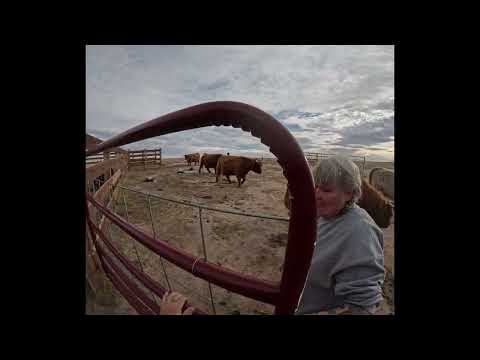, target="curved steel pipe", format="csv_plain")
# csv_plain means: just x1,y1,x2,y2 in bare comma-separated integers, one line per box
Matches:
86,101,316,314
